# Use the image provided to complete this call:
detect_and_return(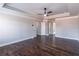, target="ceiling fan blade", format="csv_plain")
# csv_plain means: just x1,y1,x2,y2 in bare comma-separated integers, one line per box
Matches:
47,11,52,14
